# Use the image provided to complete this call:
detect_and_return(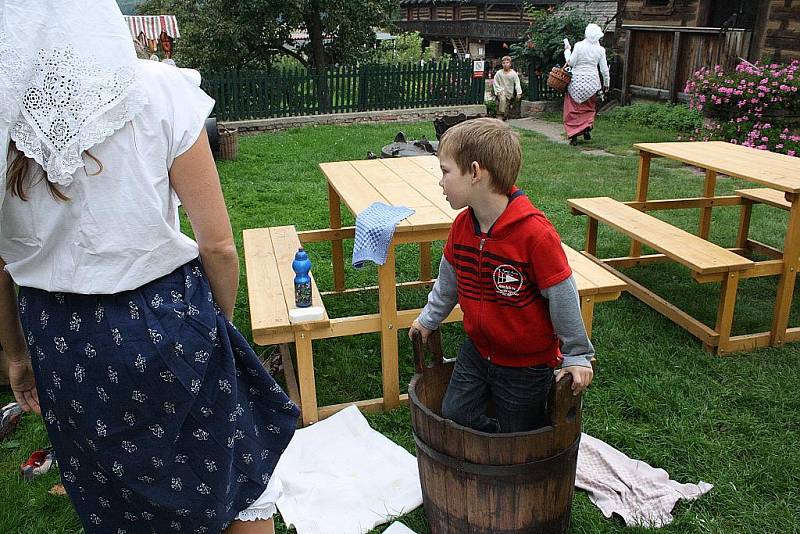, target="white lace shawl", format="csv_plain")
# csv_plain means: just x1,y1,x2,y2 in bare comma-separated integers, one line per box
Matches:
0,0,147,186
